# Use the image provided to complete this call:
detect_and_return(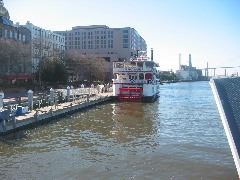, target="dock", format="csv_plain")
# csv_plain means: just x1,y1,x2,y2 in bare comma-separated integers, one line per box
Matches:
0,88,112,135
